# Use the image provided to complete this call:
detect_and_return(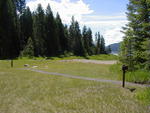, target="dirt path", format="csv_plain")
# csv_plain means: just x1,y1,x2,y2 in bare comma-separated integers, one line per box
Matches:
59,59,117,64
24,68,150,88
